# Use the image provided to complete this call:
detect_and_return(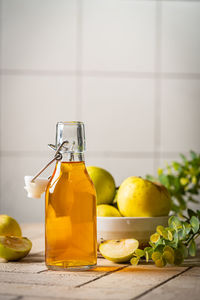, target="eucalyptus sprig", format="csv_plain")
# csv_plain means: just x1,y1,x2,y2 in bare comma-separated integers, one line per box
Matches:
146,151,200,214
131,209,200,267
